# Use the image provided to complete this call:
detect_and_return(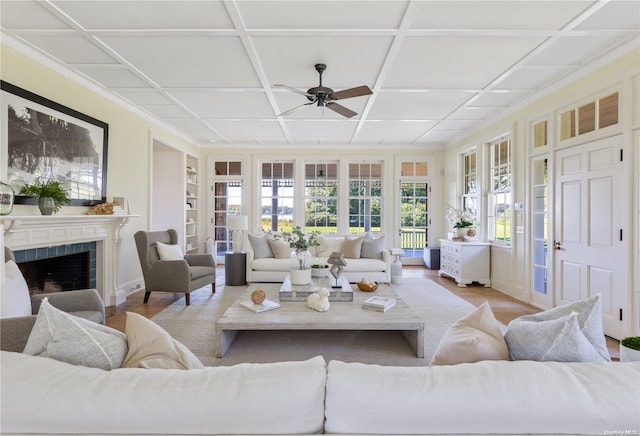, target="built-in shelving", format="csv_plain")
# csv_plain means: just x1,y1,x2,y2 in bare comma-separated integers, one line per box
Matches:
185,155,199,253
